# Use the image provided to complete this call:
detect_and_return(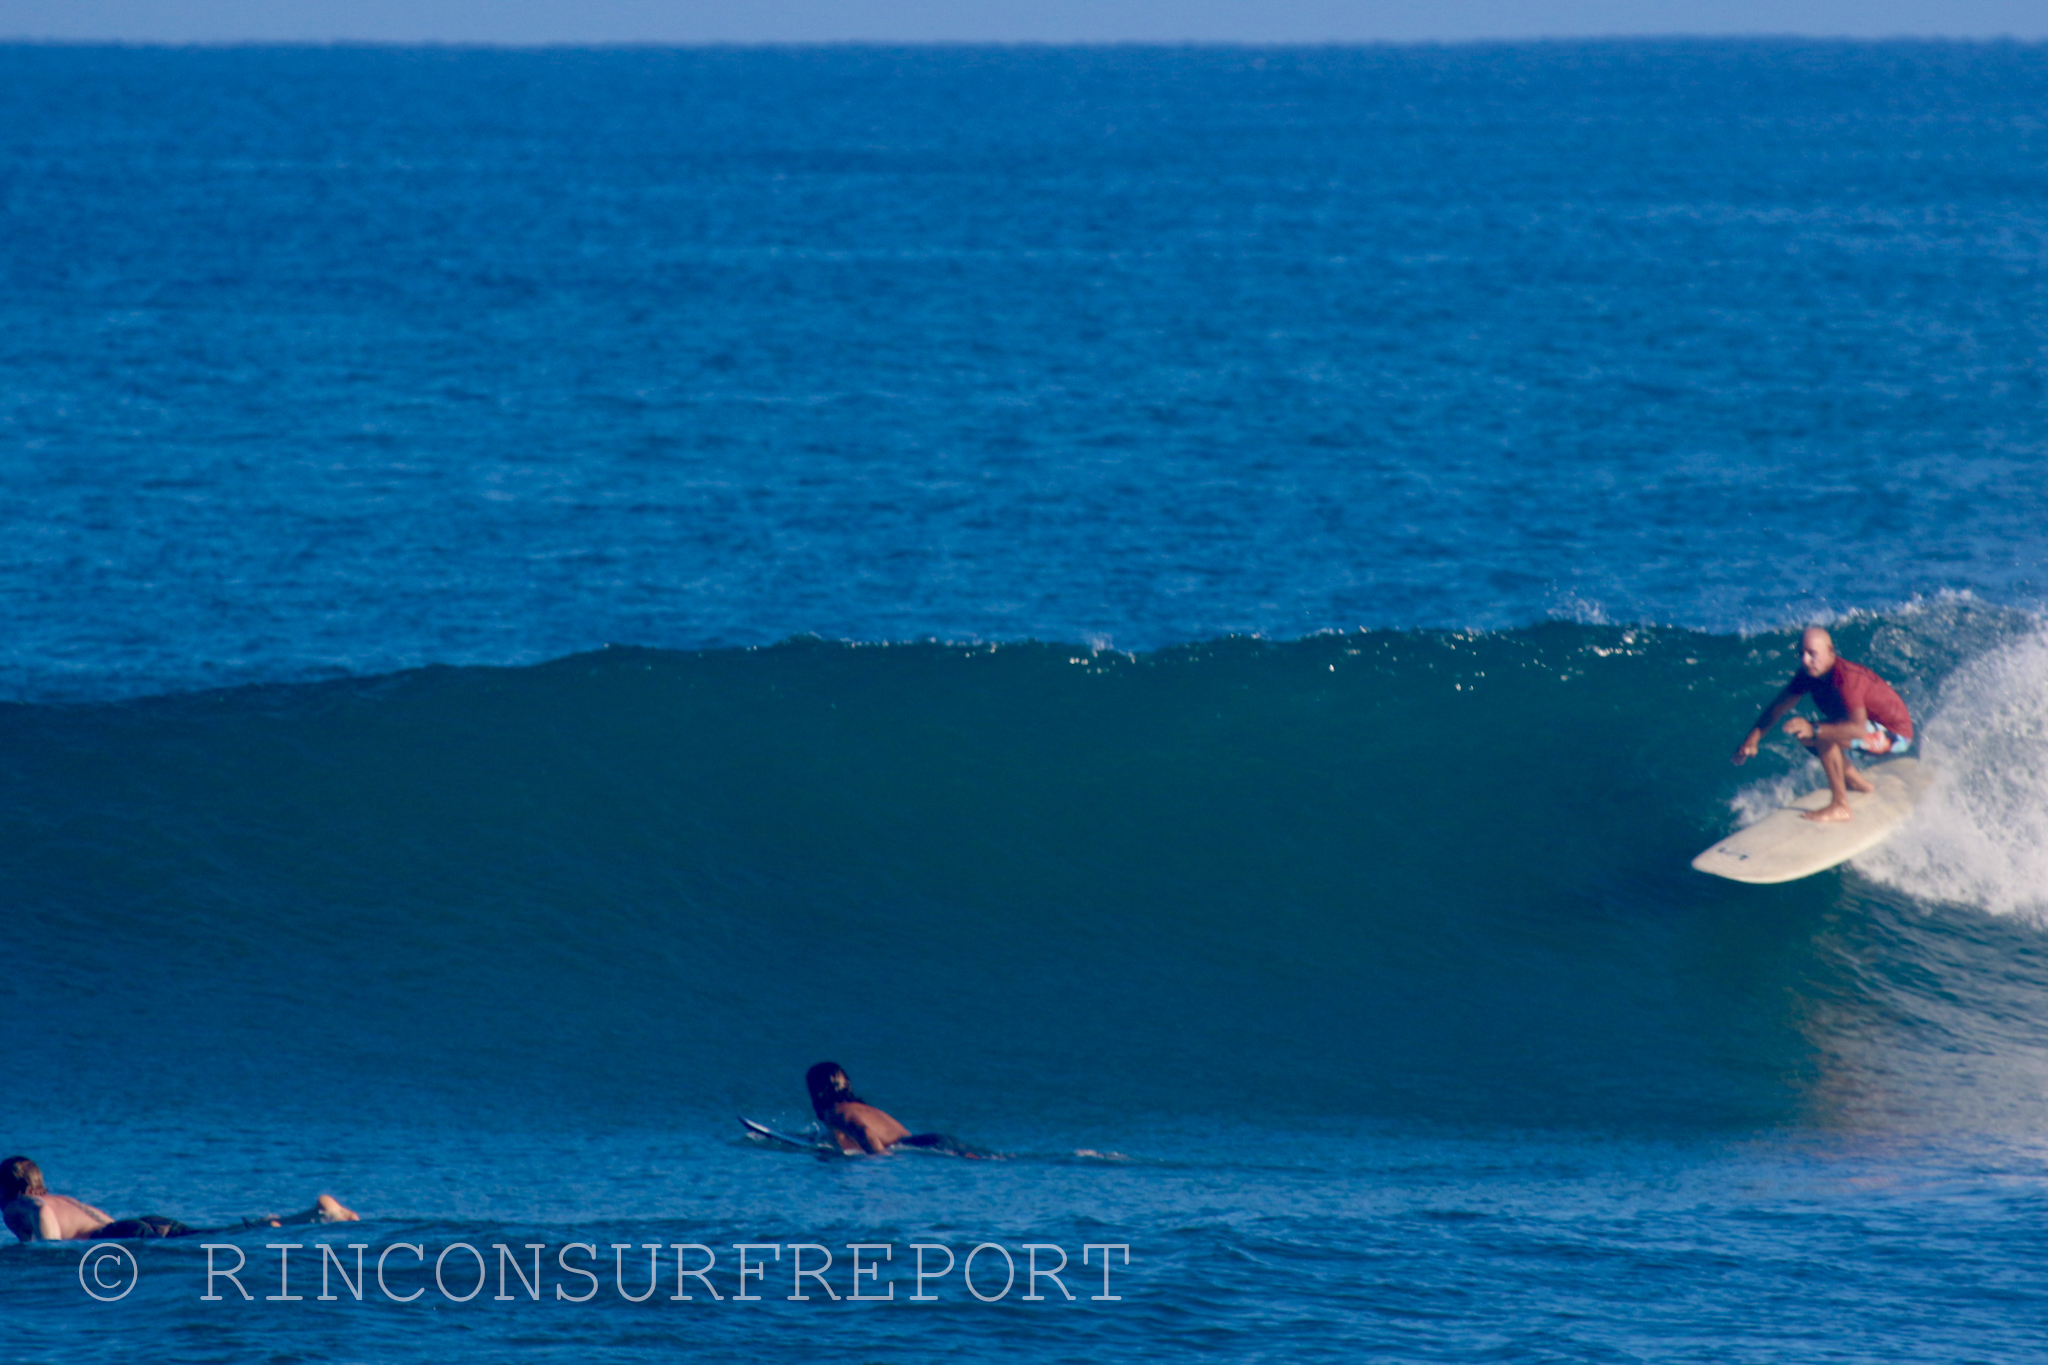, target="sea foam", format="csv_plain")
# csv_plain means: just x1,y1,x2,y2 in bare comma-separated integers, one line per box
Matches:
1855,628,2048,920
